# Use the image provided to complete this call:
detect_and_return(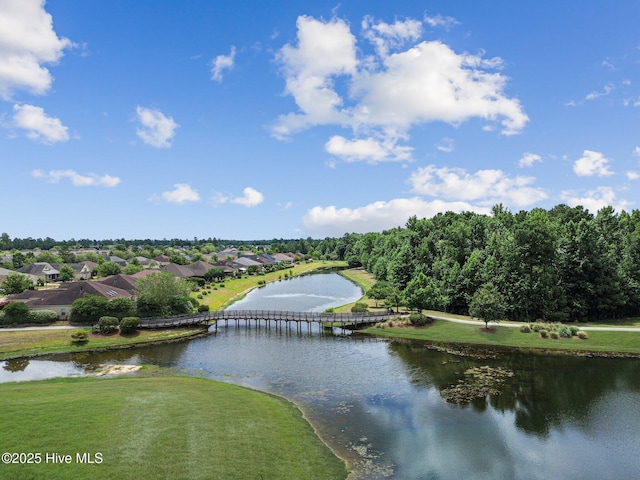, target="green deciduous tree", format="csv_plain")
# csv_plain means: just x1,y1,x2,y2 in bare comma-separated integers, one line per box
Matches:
70,294,108,323
59,265,76,282
1,273,34,294
469,283,506,329
96,261,122,277
135,272,193,317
